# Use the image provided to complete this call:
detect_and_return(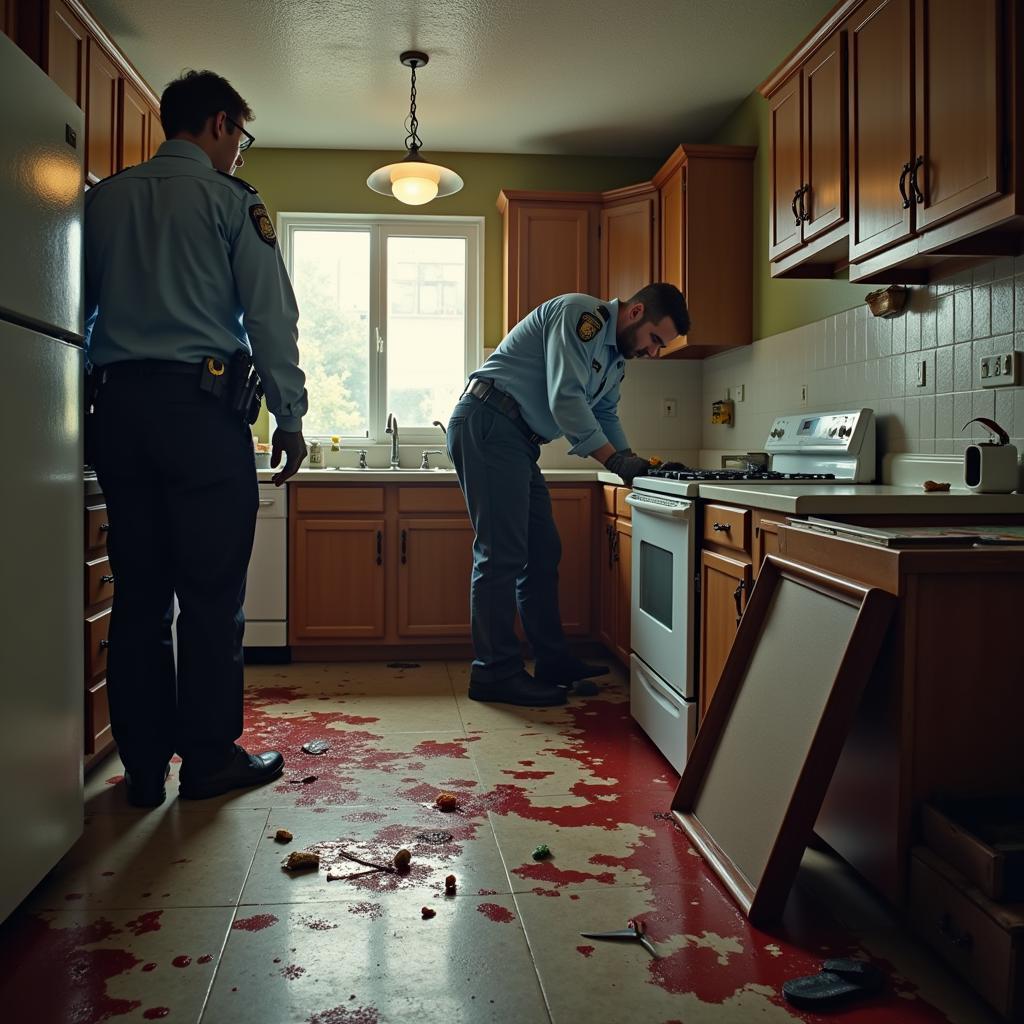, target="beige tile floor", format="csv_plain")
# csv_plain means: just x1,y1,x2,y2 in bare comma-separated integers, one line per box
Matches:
0,660,1002,1023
